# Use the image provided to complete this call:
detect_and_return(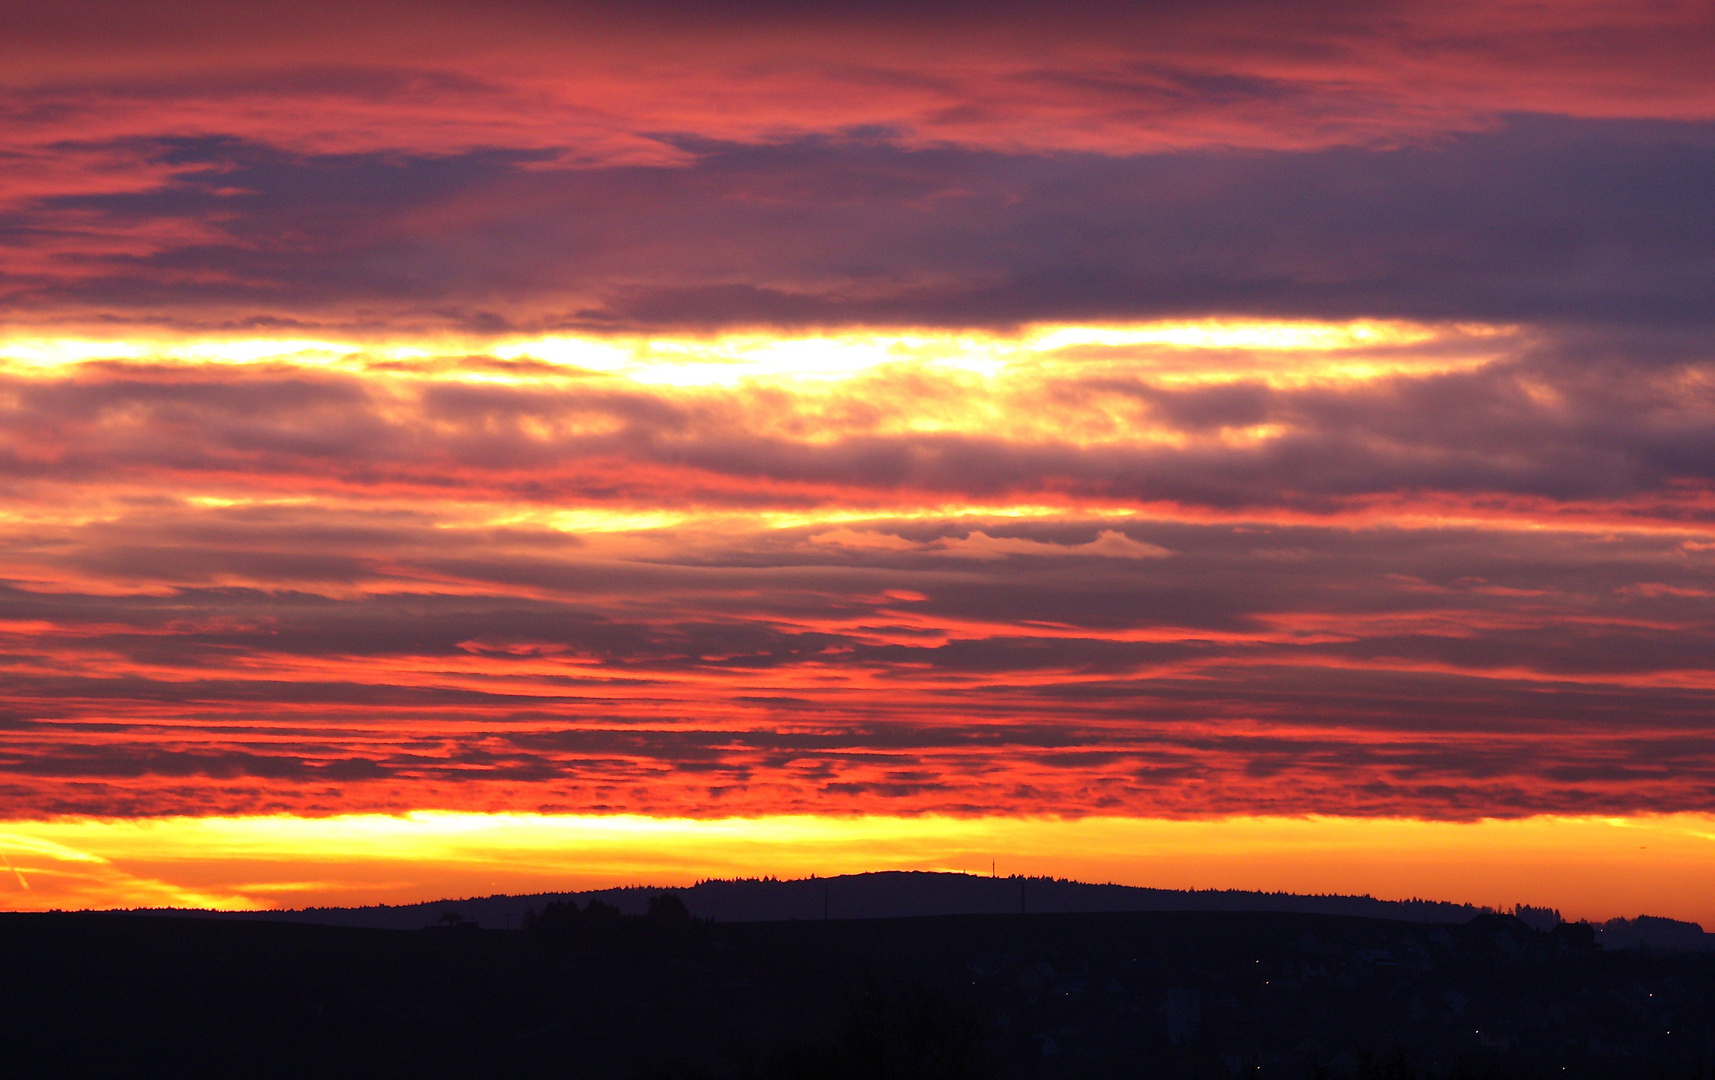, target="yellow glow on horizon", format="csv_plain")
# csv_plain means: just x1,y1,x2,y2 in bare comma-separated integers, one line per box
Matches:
0,318,1518,390
3,812,1714,927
